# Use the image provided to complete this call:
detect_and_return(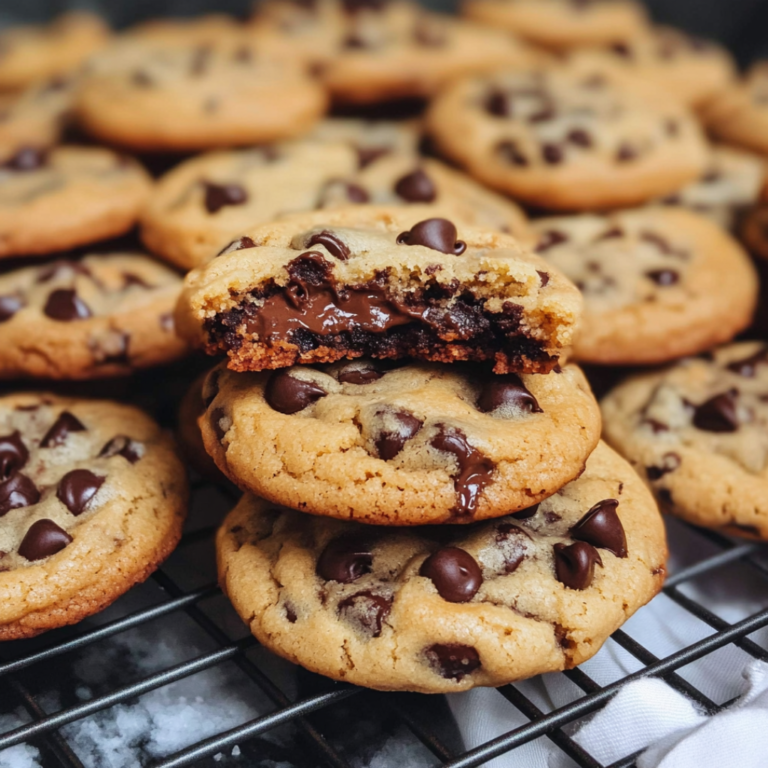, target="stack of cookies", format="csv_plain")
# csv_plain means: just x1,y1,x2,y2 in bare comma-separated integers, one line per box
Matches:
174,207,666,693
0,0,766,700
